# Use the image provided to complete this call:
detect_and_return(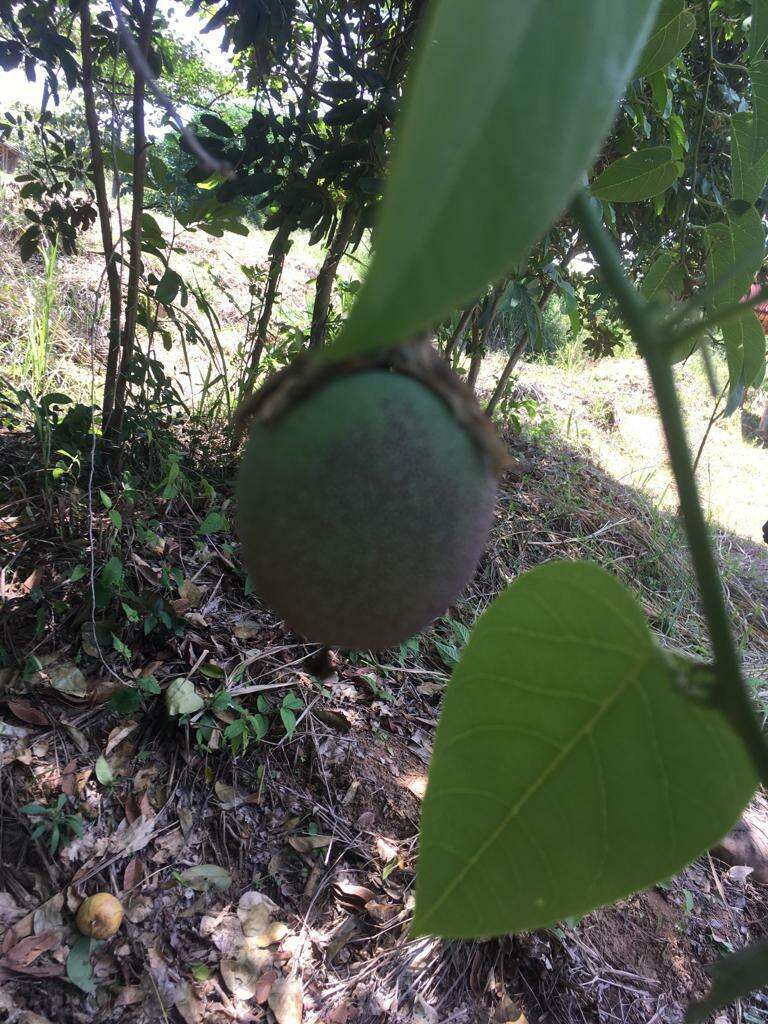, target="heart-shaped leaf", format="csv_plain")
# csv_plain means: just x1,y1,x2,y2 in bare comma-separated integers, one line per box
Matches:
414,561,756,938
165,678,205,717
